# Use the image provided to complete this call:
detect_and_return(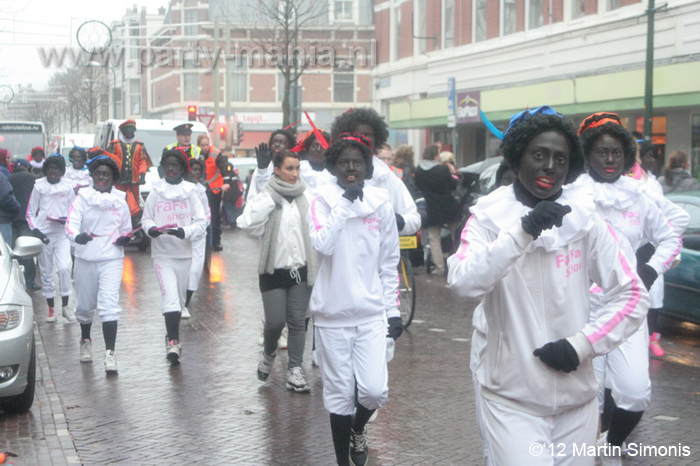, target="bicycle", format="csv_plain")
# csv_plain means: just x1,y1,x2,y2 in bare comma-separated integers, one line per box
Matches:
398,235,418,329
